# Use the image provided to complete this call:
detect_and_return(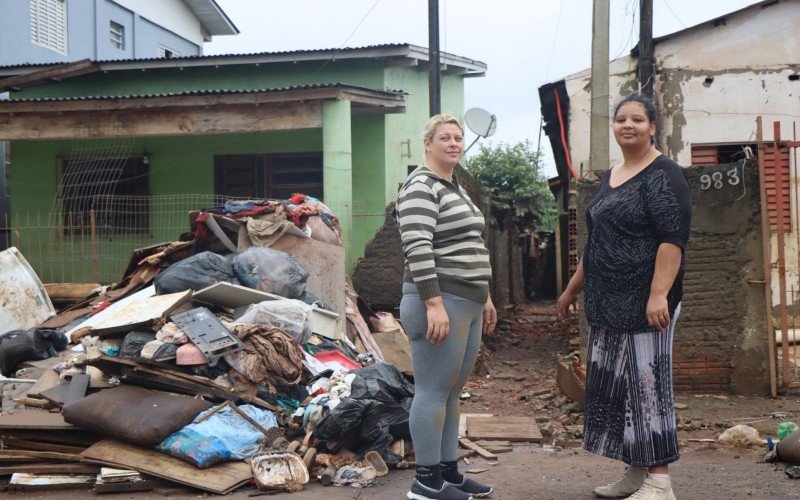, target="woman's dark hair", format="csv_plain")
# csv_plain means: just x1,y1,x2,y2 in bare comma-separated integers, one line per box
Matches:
613,94,658,123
